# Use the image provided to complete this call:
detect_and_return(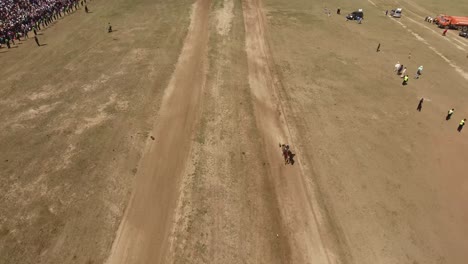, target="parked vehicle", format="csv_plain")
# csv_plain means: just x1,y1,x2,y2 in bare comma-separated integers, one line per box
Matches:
460,31,468,38
390,8,402,18
437,15,468,31
346,9,364,20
